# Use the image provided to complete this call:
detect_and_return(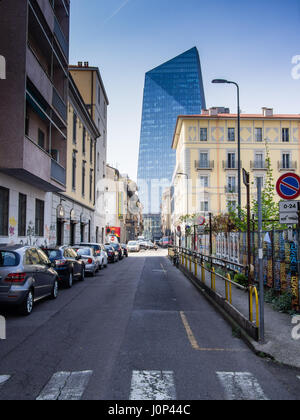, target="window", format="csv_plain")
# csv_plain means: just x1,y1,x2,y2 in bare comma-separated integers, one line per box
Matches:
82,127,86,154
37,249,50,266
72,152,77,190
254,153,264,169
35,199,44,237
200,201,209,212
227,201,237,211
227,176,236,193
0,187,9,236
73,113,77,144
282,153,291,169
82,162,86,197
38,129,45,149
227,153,236,169
90,140,93,164
89,169,93,202
25,112,29,136
199,176,209,188
0,251,18,267
228,128,235,142
282,128,289,142
255,128,263,142
18,193,27,237
199,152,209,168
200,128,208,142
